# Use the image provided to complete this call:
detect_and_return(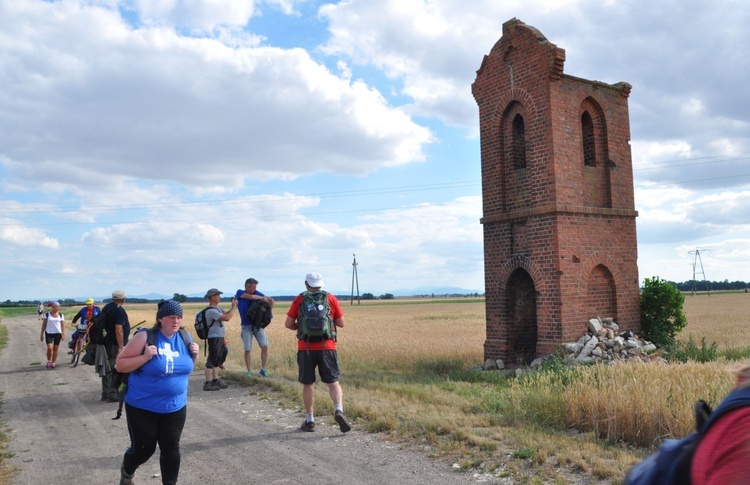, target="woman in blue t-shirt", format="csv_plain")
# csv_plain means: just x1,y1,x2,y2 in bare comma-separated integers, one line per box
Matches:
115,300,199,485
